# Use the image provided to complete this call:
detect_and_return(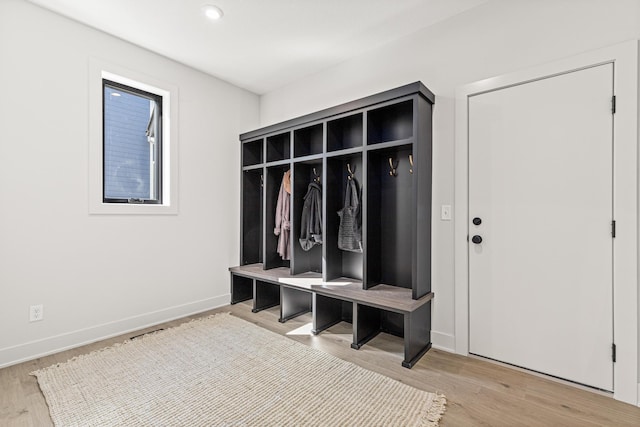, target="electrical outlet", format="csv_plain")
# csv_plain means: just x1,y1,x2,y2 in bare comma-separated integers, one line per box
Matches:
29,304,44,322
